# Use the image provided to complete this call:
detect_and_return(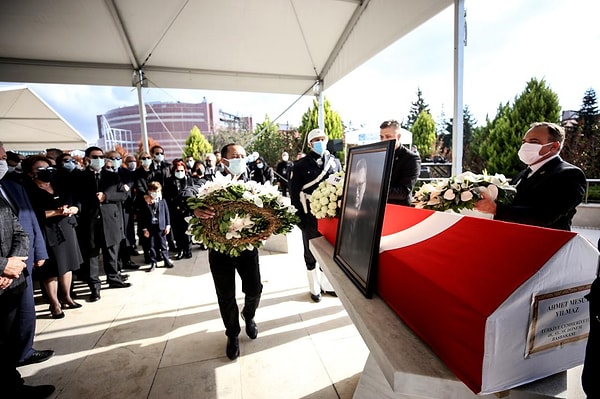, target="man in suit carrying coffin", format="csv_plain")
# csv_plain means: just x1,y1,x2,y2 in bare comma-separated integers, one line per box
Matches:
475,121,586,231
78,147,132,302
